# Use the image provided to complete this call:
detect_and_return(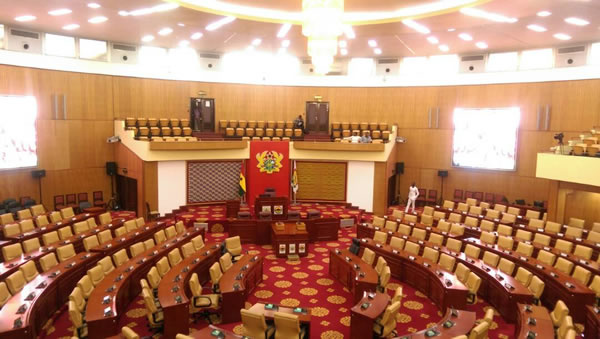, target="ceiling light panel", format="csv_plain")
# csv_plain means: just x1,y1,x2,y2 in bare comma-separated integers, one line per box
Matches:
439,44,449,52
141,35,155,42
15,15,36,22
191,32,203,40
49,9,72,16
340,48,348,56
476,41,488,49
427,36,439,44
553,33,571,40
277,23,292,38
88,3,101,9
88,16,108,24
179,40,190,47
62,24,80,30
527,24,547,32
402,19,430,34
458,33,473,41
126,3,179,16
158,27,173,36
339,40,347,48
459,7,517,23
368,40,377,47
282,39,290,47
206,16,236,31
564,17,589,26
374,48,382,55
251,38,262,46
537,11,551,17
